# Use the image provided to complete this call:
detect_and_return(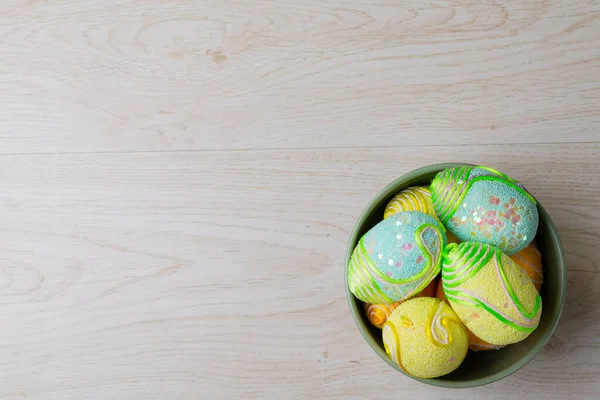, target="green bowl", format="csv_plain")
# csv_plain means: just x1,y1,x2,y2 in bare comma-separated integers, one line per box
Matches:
344,163,566,388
